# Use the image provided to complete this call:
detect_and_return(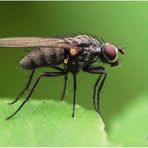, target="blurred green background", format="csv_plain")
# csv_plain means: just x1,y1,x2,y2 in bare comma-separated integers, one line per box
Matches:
0,1,148,130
